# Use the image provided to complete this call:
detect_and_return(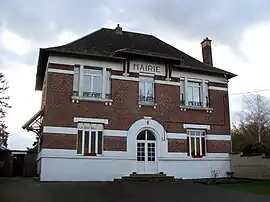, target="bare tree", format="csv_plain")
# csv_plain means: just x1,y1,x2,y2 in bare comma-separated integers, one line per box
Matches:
0,72,11,148
241,93,270,143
